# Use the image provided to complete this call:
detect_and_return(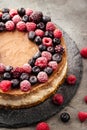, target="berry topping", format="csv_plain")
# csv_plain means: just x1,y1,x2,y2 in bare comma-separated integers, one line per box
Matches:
28,58,35,67
35,57,47,68
17,7,25,16
16,21,26,31
26,22,36,31
42,15,51,23
78,112,87,122
0,80,12,92
9,9,18,17
55,45,64,54
0,63,5,73
5,66,13,72
5,20,15,31
53,38,61,45
37,22,45,30
33,51,41,60
42,37,52,47
2,8,9,13
20,80,31,92
23,64,32,73
48,61,58,70
22,15,29,23
29,11,43,23
60,112,70,123
52,53,62,63
3,72,11,80
12,15,21,24
34,36,42,45
29,75,38,85
53,29,62,38
41,51,52,61
80,47,87,58
84,96,87,104
37,71,48,83
44,67,53,76
32,66,41,75
0,22,5,32
44,31,53,38
11,67,23,78
52,94,64,105
39,44,47,52
35,29,44,37
47,46,54,54
20,73,29,81
46,22,56,31
26,8,33,16
28,31,36,41
2,13,11,23
36,122,50,130
11,79,20,89
67,74,77,85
